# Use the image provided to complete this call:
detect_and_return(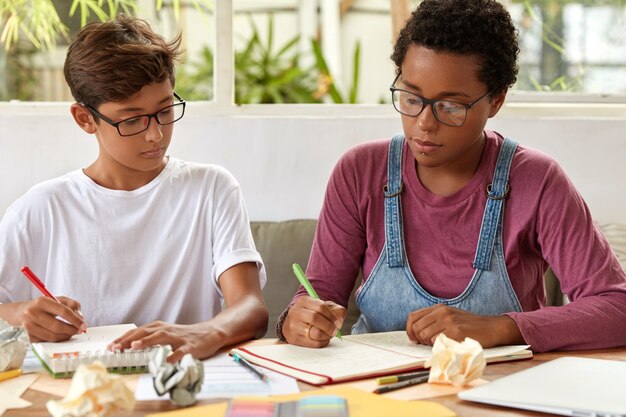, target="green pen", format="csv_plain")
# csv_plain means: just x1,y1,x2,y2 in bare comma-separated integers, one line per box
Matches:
292,263,342,339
